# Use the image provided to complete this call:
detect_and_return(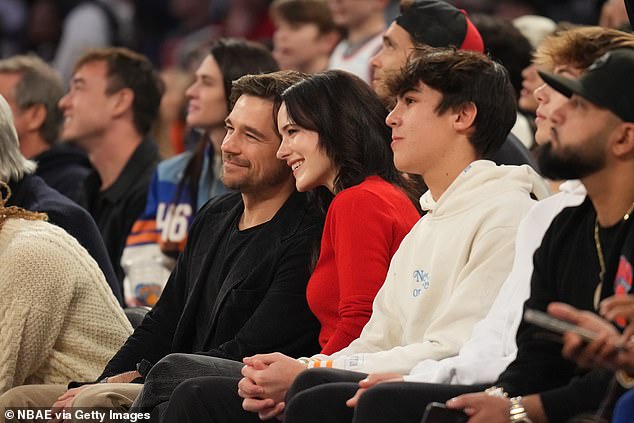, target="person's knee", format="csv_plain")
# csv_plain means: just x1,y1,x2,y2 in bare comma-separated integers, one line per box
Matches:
0,386,36,408
354,382,403,421
356,383,386,410
0,385,63,408
285,387,317,420
170,379,201,404
71,384,140,409
71,385,111,409
145,353,190,382
288,368,340,398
